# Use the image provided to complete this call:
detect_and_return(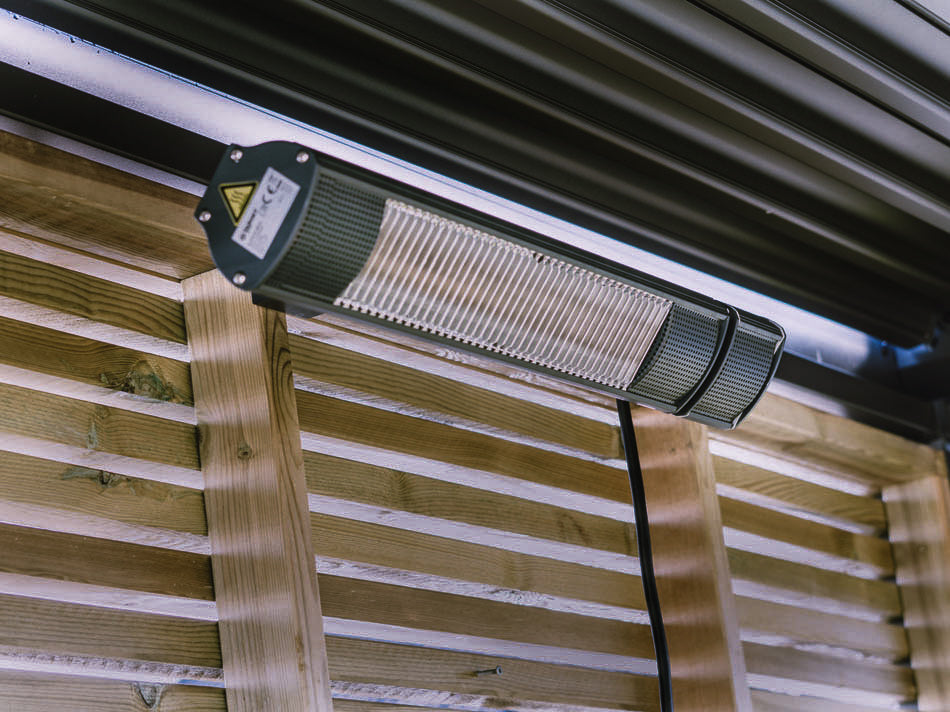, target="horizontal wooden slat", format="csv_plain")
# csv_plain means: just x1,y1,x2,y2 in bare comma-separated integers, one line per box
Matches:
325,636,659,712
0,451,206,540
713,393,944,489
0,131,210,279
751,689,903,712
296,390,628,503
305,452,635,555
0,671,226,712
0,315,192,403
744,642,915,705
291,314,616,421
737,596,908,661
311,513,645,612
0,249,186,344
719,497,894,578
729,550,902,622
319,574,654,660
333,703,446,712
0,382,199,487
0,523,212,601
714,456,886,534
0,594,221,667
291,334,619,458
